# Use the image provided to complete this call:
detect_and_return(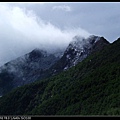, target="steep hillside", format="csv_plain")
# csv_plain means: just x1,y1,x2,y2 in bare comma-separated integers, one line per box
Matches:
0,35,109,96
0,49,61,96
0,37,119,115
49,35,109,74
